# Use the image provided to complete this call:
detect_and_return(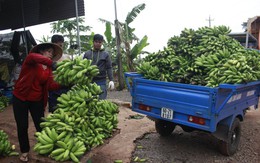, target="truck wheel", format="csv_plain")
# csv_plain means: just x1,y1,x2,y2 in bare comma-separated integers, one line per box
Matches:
155,119,176,136
219,118,241,156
